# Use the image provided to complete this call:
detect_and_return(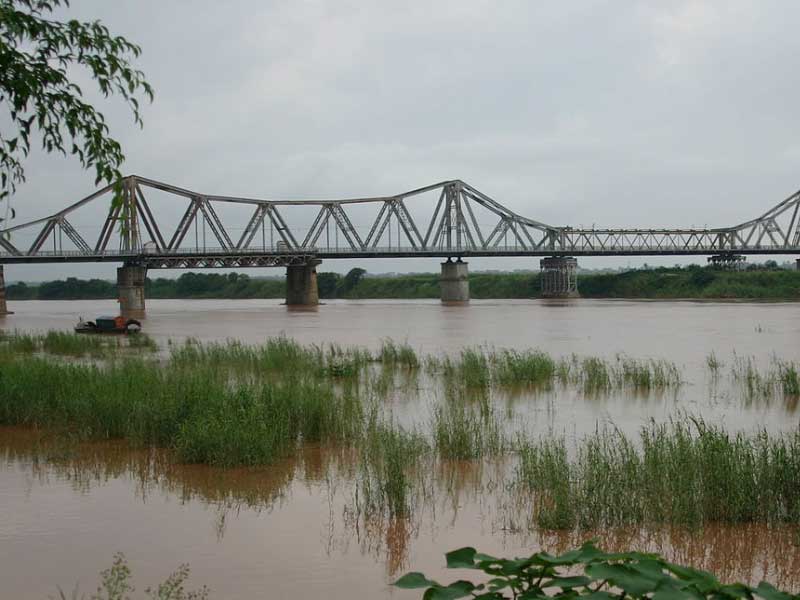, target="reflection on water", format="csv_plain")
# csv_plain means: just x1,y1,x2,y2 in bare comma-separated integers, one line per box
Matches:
2,428,798,599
